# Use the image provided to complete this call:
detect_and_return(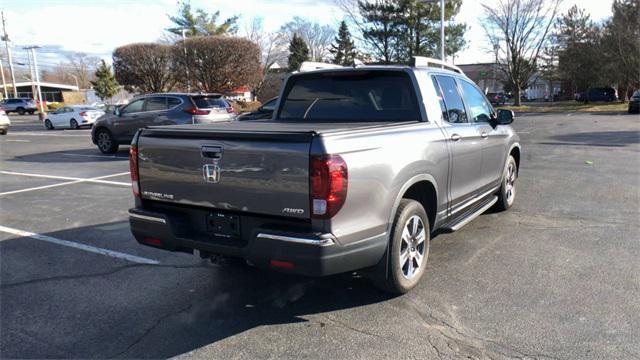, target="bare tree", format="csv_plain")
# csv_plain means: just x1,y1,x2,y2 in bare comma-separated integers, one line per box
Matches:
280,17,336,61
481,0,561,106
174,36,261,93
112,43,177,93
244,17,288,98
65,52,101,89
